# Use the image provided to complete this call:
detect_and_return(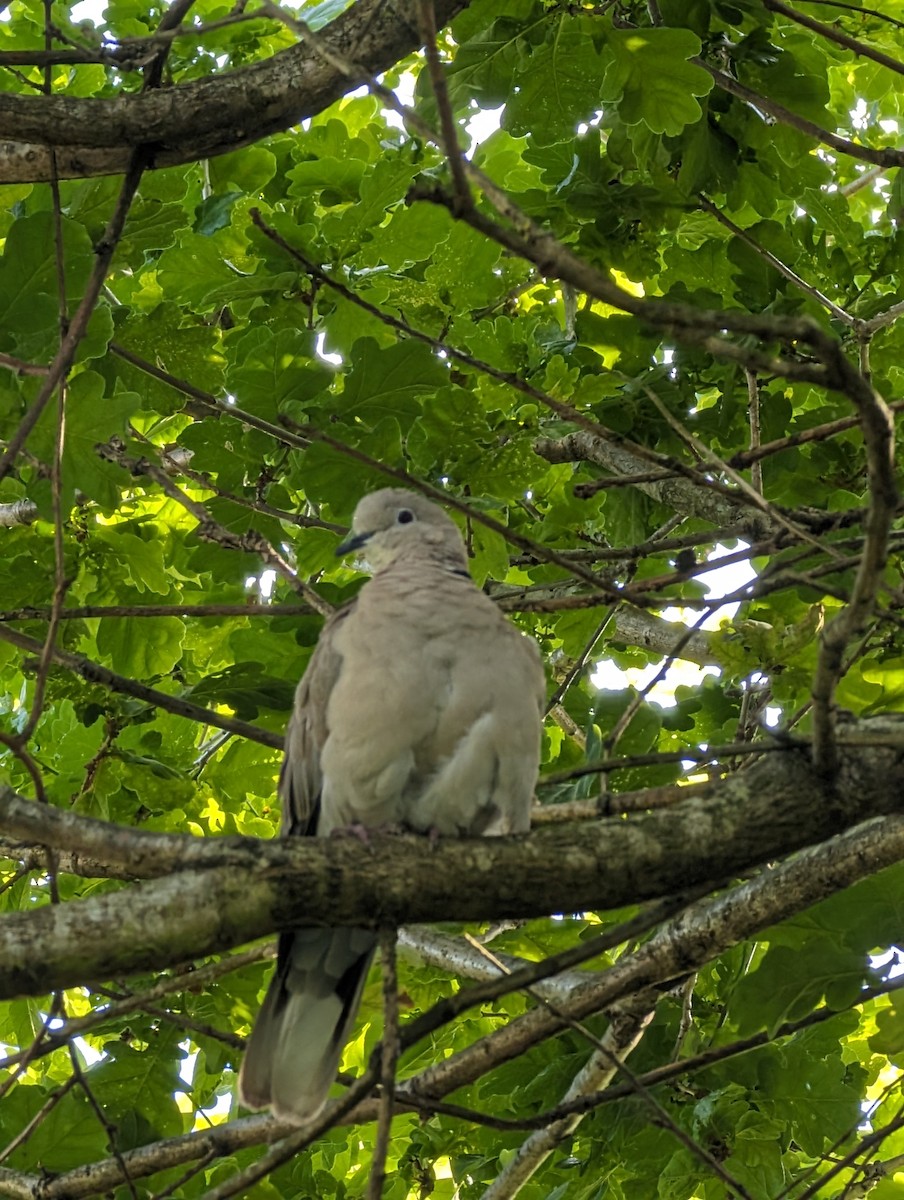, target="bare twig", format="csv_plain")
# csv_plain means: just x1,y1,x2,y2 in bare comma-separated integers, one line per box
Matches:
604,609,713,756
700,60,904,169
0,602,316,622
368,927,400,1200
700,195,853,324
763,0,904,77
0,9,269,68
729,397,904,468
467,937,753,1200
641,384,835,556
0,352,49,377
0,946,273,1072
745,370,763,495
811,366,896,777
0,1077,77,1165
860,298,904,334
415,0,472,212
0,625,282,749
0,150,149,482
197,1070,381,1200
249,212,745,509
795,0,904,30
96,438,333,618
544,611,615,713
68,1044,140,1200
